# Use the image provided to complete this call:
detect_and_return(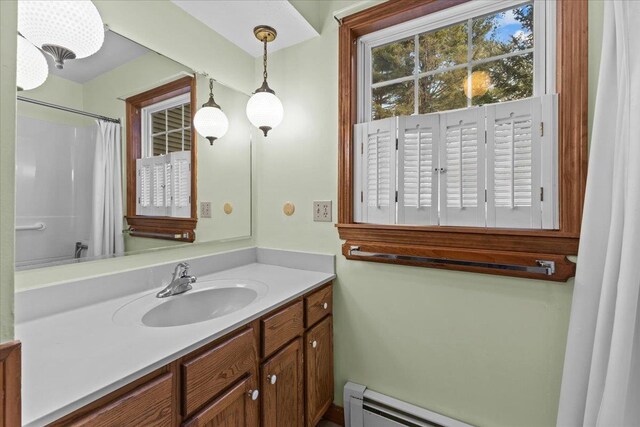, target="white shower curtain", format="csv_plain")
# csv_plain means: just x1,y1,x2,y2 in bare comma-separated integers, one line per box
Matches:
91,120,124,257
556,1,640,426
